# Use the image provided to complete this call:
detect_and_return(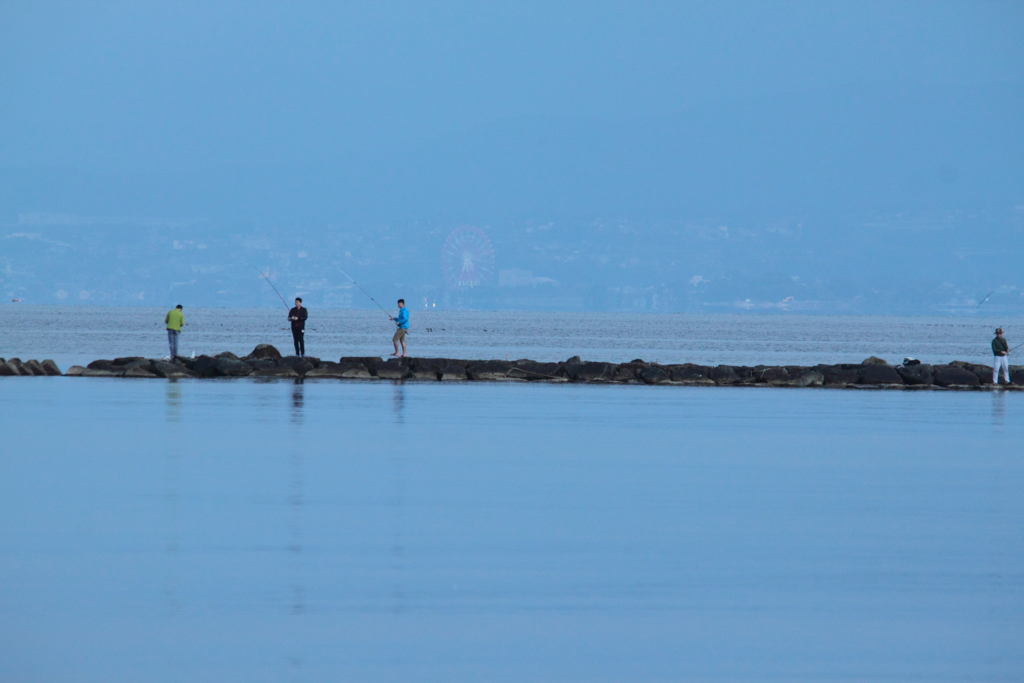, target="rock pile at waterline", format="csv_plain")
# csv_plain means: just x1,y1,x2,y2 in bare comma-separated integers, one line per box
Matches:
3,345,1022,389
